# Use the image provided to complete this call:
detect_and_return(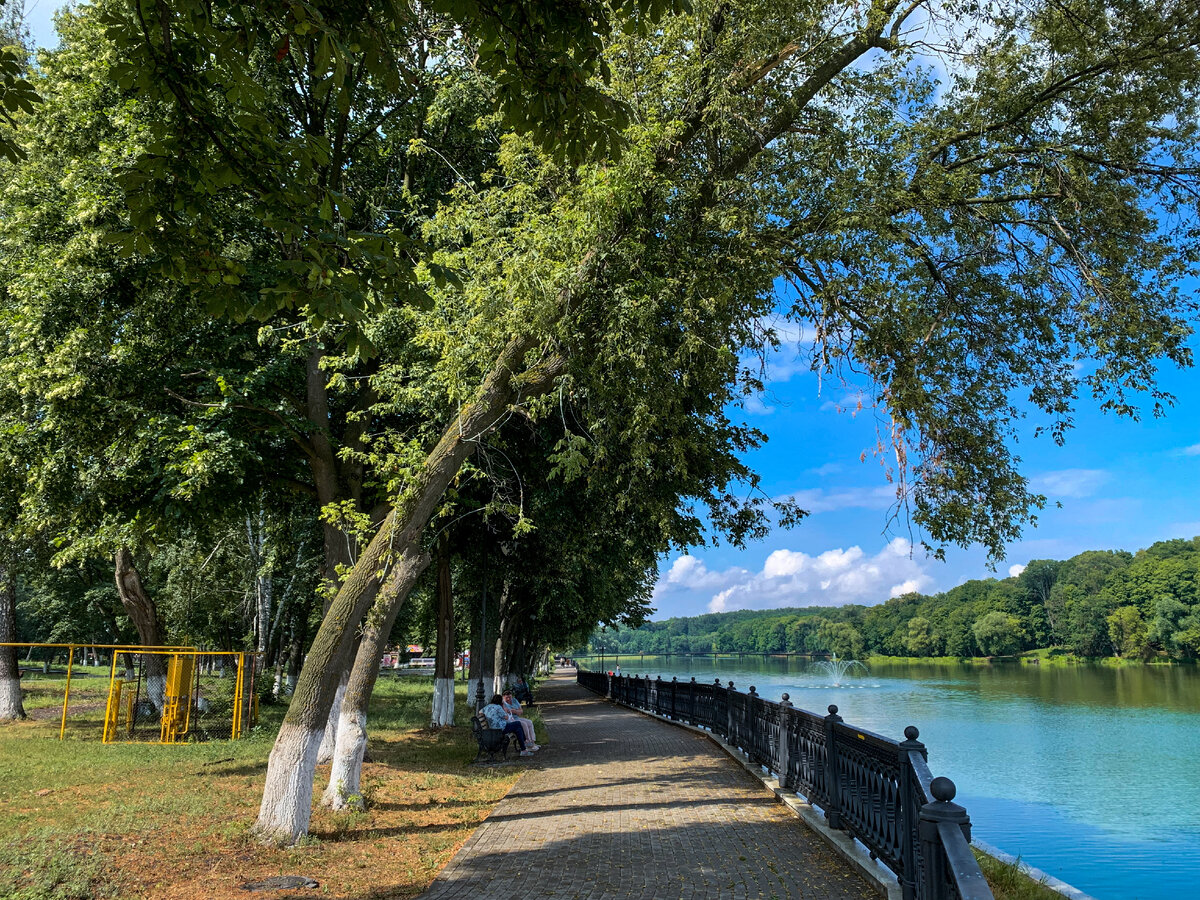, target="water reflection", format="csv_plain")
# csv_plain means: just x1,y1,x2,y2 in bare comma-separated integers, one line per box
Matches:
589,655,1200,900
